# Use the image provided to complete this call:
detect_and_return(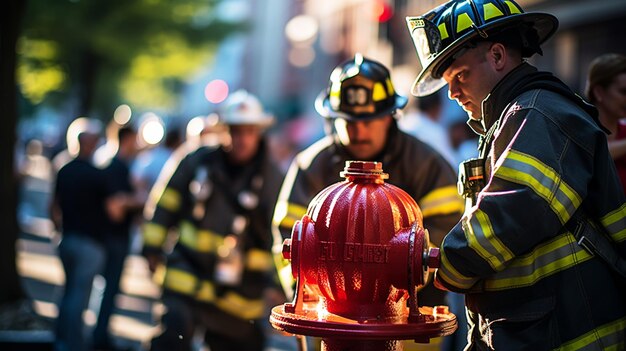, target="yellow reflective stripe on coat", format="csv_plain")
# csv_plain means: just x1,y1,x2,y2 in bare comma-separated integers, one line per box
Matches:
554,316,626,351
246,249,273,271
157,187,182,212
163,268,197,294
463,210,514,271
601,203,626,242
215,292,265,320
437,247,479,290
197,280,216,301
143,222,168,248
163,268,264,320
484,232,593,291
179,222,272,270
495,150,581,224
179,220,223,253
274,252,295,299
274,201,307,230
419,185,464,217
